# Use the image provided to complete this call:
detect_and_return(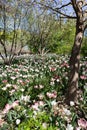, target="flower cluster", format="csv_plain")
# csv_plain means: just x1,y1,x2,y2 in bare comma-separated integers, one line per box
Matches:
2,100,19,114
0,54,87,129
